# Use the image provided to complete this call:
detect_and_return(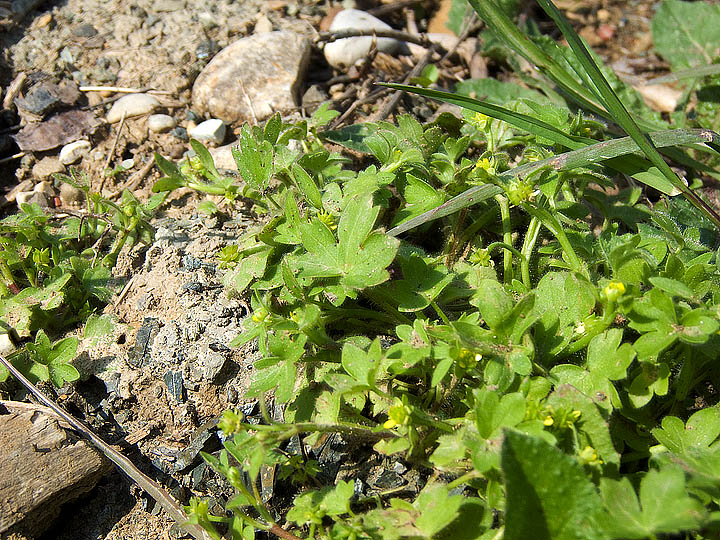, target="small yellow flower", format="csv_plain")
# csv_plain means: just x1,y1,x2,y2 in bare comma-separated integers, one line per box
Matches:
384,399,412,429
457,348,481,369
603,281,626,302
543,415,554,426
252,307,269,323
469,112,491,130
579,445,603,465
316,208,337,231
475,157,496,175
506,180,534,206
